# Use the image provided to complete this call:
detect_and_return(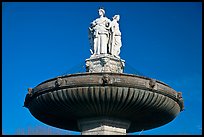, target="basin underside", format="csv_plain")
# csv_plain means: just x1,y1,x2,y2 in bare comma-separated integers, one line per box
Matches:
25,73,183,133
